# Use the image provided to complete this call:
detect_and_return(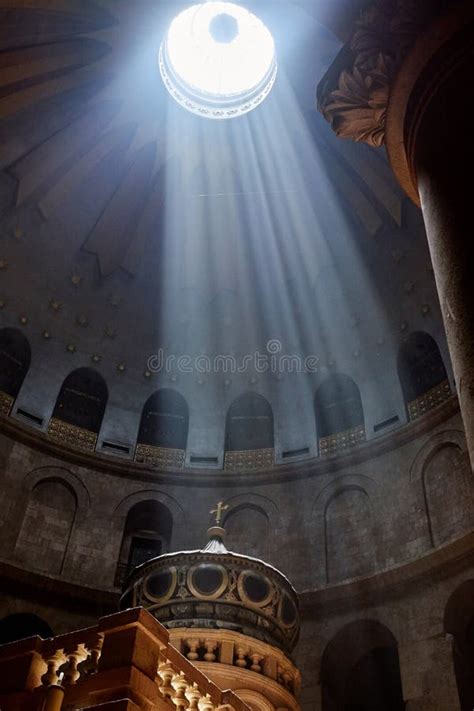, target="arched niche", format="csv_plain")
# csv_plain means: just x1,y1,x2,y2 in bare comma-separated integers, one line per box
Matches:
324,486,376,584
49,368,108,448
223,503,270,558
421,443,472,547
445,580,474,711
314,374,365,455
14,478,77,576
0,328,31,413
224,393,274,470
0,613,53,644
398,332,450,419
321,620,405,711
135,389,188,469
115,500,173,587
